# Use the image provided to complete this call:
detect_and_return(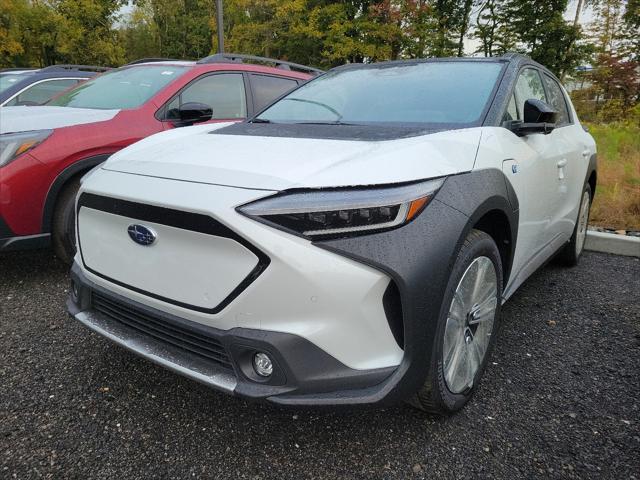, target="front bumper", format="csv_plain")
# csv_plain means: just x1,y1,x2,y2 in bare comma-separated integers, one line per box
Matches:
68,264,396,404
